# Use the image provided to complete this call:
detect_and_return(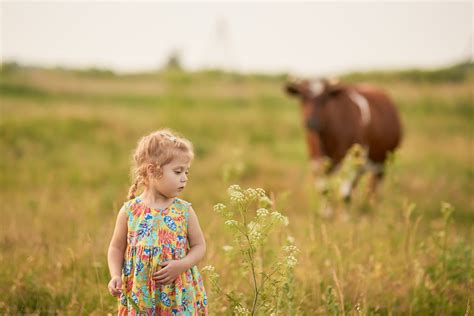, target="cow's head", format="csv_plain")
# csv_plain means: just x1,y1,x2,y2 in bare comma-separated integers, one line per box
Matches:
285,77,344,172
286,77,344,131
